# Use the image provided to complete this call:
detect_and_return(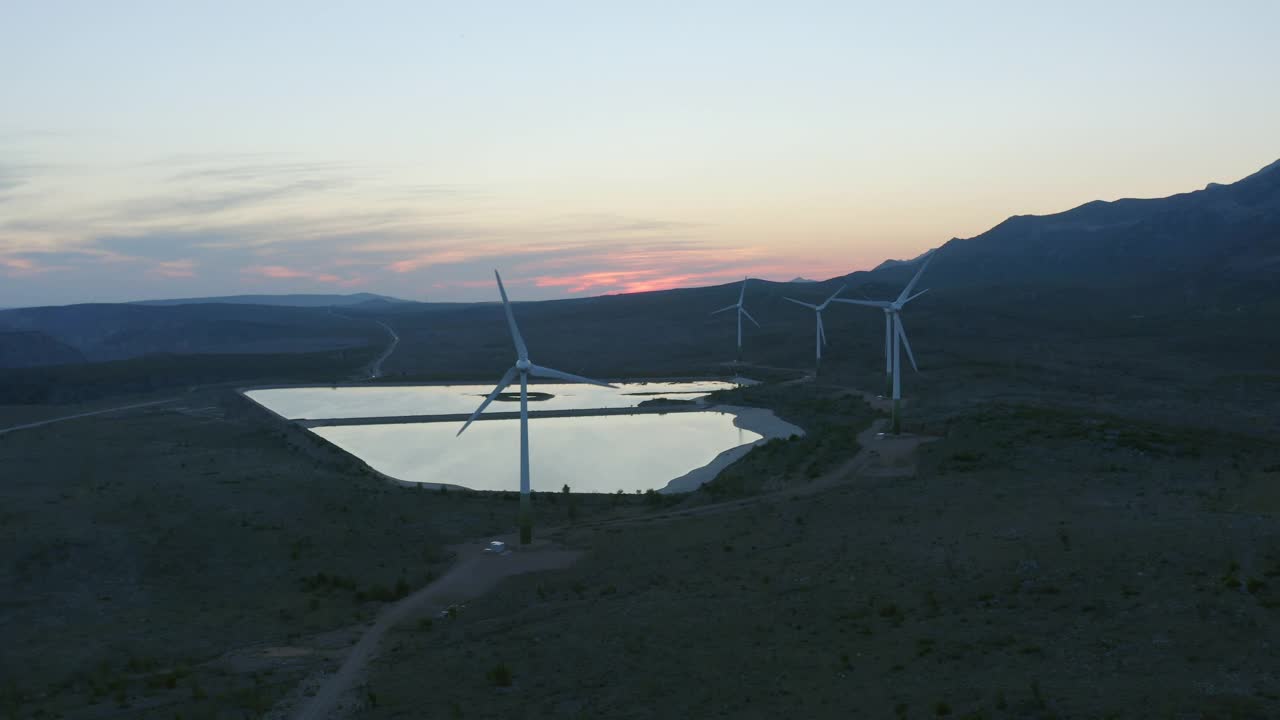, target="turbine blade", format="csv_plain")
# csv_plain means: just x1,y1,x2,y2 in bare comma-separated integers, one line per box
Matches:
711,303,737,315
529,364,617,388
457,366,518,435
820,284,848,309
831,298,891,308
740,307,761,328
902,288,929,305
738,277,747,305
896,250,935,304
783,297,818,310
818,313,827,345
896,316,919,372
494,270,529,361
